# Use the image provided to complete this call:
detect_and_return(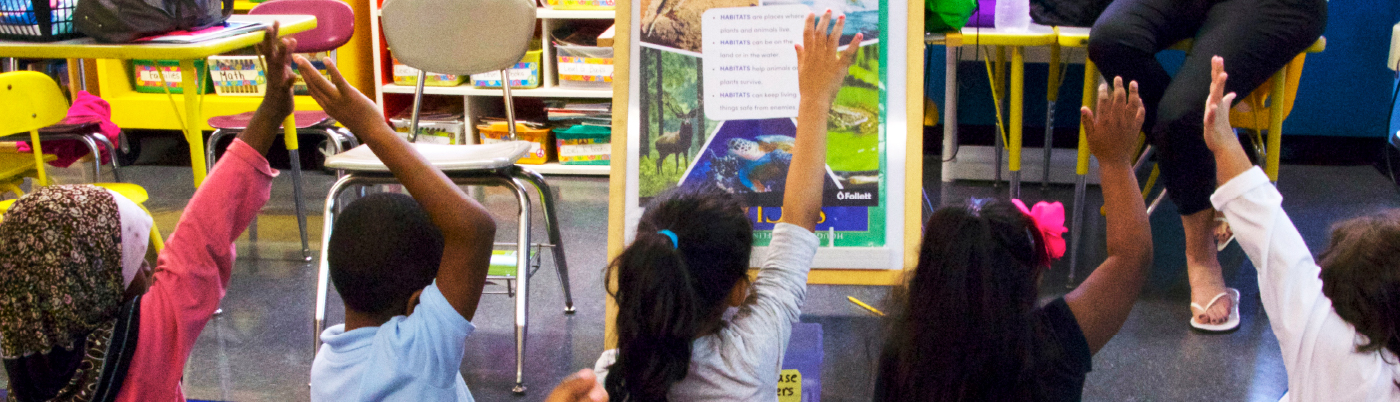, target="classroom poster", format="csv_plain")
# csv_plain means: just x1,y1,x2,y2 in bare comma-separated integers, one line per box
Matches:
624,0,911,270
